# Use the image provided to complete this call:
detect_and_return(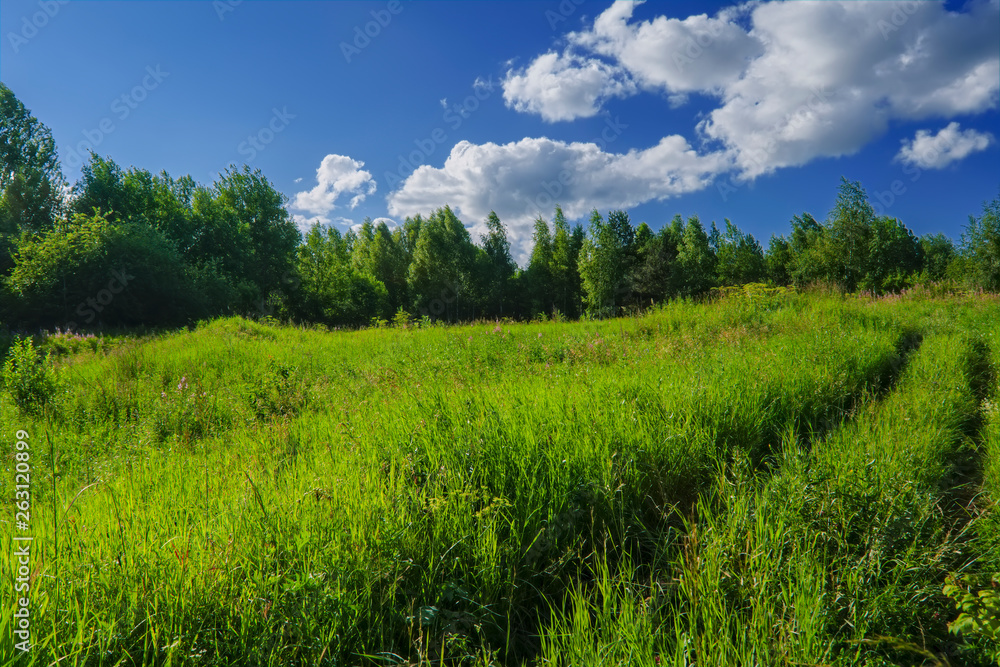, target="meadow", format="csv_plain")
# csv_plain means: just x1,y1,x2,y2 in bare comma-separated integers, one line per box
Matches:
1,288,998,666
